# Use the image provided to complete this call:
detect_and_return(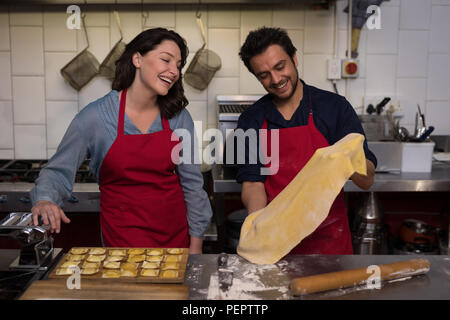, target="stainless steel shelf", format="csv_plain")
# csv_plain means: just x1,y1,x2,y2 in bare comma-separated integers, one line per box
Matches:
212,162,450,193
6,0,330,5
